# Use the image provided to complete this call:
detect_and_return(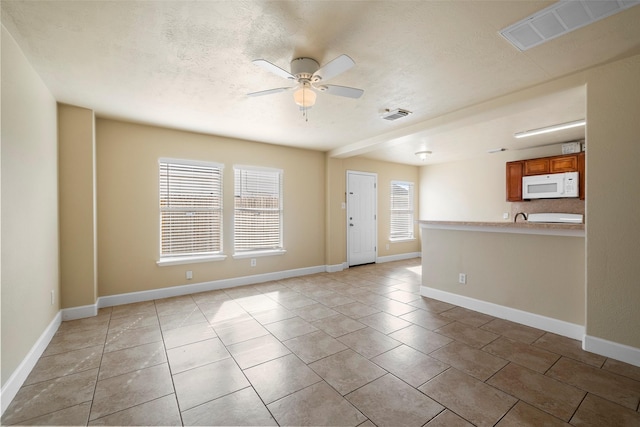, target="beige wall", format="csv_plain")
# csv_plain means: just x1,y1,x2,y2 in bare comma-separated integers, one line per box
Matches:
96,119,326,297
58,104,97,308
422,228,585,325
585,54,640,348
1,26,59,386
326,156,421,266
